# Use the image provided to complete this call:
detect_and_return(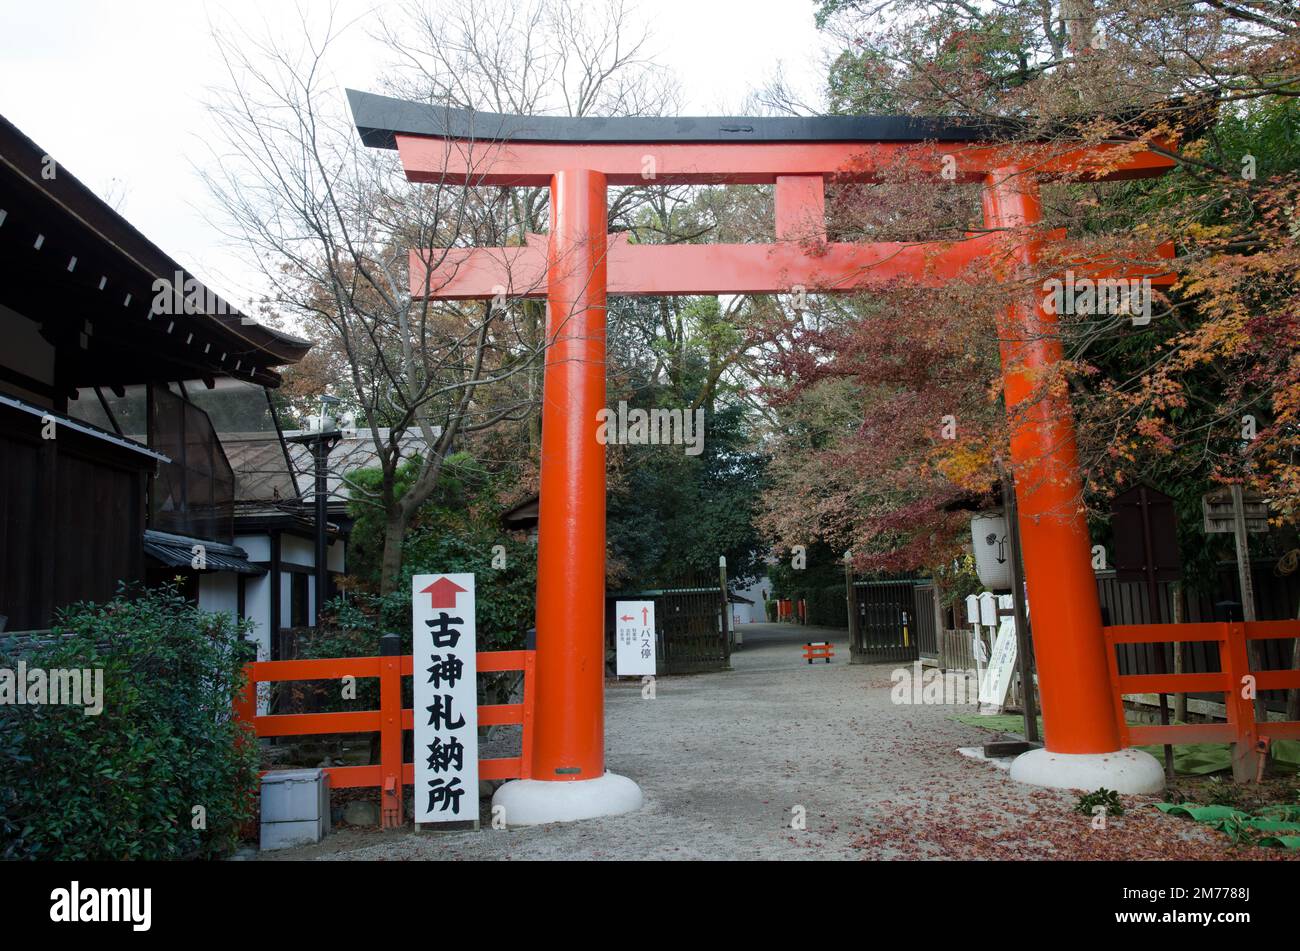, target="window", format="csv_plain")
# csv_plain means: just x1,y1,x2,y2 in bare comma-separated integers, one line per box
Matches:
289,572,310,628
